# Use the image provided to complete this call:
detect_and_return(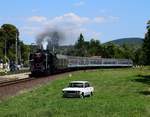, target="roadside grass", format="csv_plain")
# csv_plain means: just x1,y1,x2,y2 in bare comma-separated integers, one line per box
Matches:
0,67,150,117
